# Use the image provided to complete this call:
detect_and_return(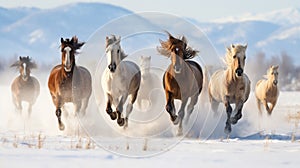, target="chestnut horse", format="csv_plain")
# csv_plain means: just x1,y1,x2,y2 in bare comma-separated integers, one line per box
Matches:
48,36,92,131
157,32,203,136
11,56,40,117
